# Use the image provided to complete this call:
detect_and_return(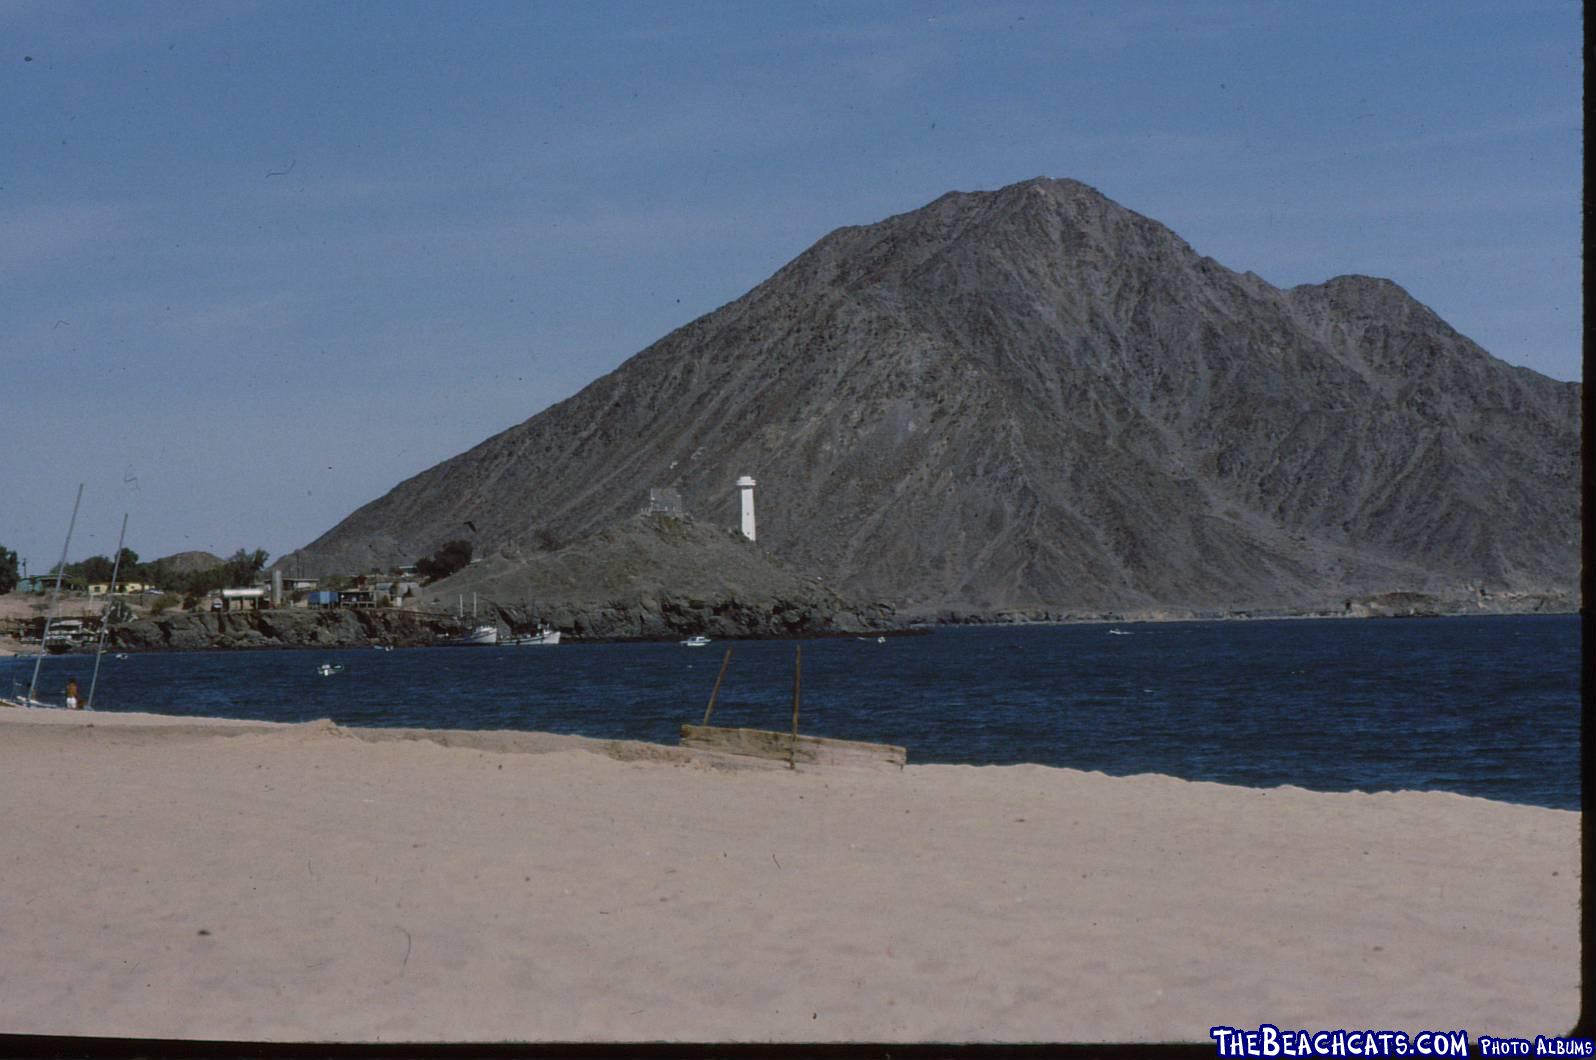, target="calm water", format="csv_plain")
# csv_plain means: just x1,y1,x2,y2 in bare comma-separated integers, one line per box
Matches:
9,615,1580,810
